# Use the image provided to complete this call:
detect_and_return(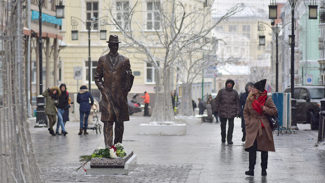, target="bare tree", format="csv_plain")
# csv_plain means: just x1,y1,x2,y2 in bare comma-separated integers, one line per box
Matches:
109,1,242,121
